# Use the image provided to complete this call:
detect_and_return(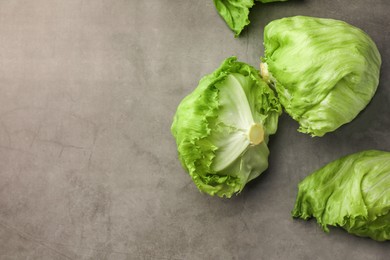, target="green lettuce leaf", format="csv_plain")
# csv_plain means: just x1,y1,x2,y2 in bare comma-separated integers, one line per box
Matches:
213,0,288,37
213,0,254,37
262,16,381,136
171,57,281,198
292,150,390,241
